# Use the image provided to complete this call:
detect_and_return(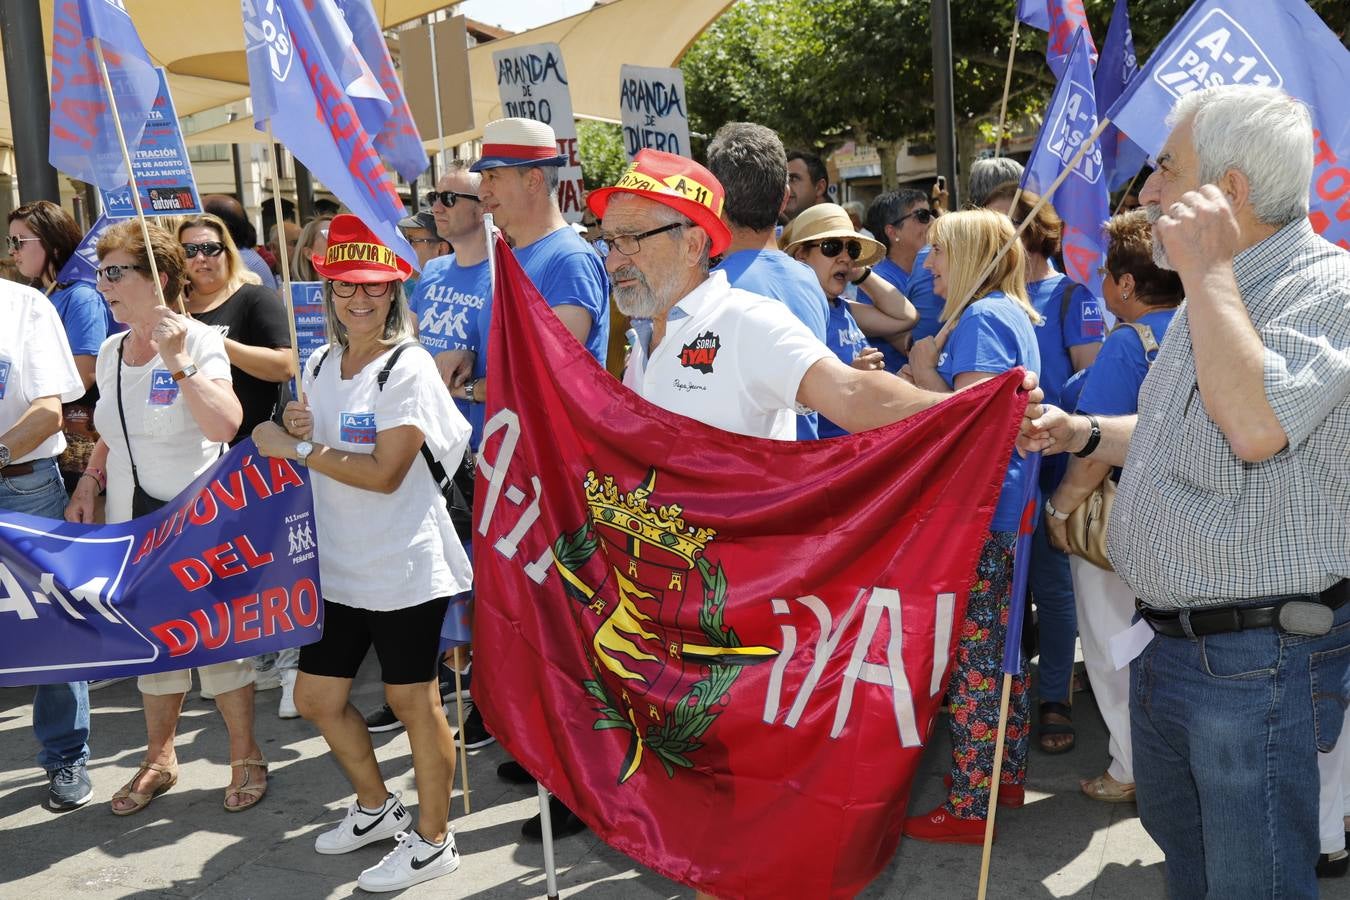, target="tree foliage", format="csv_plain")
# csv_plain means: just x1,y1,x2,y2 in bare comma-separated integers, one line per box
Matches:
682,0,1350,166
577,120,628,192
